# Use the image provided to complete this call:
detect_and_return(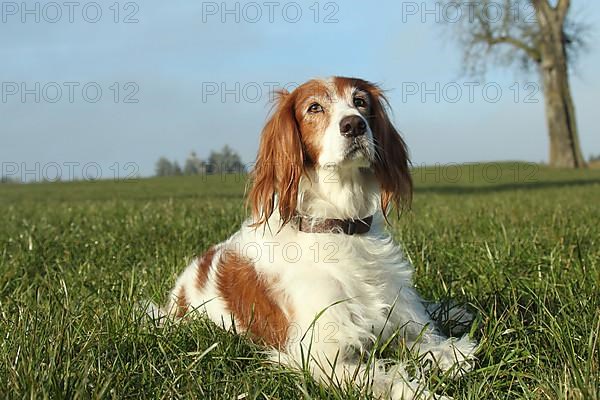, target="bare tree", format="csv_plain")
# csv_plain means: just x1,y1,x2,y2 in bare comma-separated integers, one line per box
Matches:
445,0,589,168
